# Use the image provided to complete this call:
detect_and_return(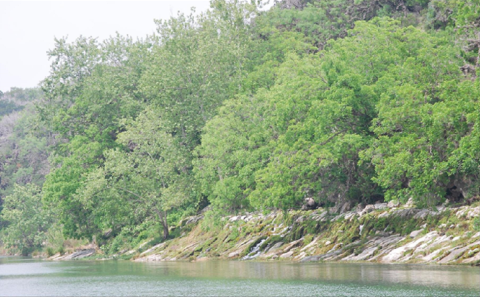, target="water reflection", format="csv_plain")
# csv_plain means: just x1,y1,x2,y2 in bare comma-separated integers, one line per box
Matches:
0,258,478,296
142,261,479,289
